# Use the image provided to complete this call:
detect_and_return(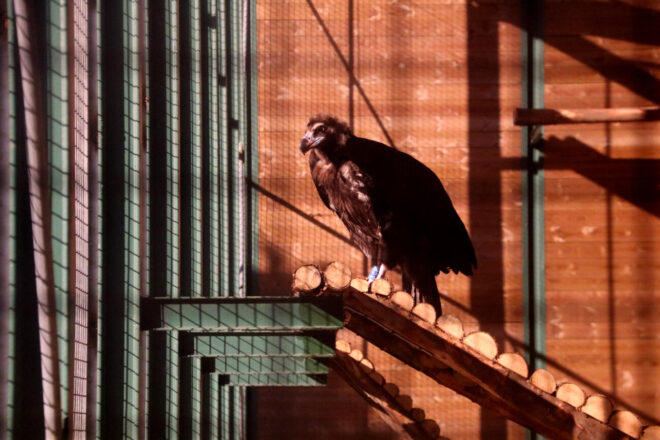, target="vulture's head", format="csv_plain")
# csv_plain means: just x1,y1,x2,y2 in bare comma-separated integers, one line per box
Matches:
299,115,352,155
